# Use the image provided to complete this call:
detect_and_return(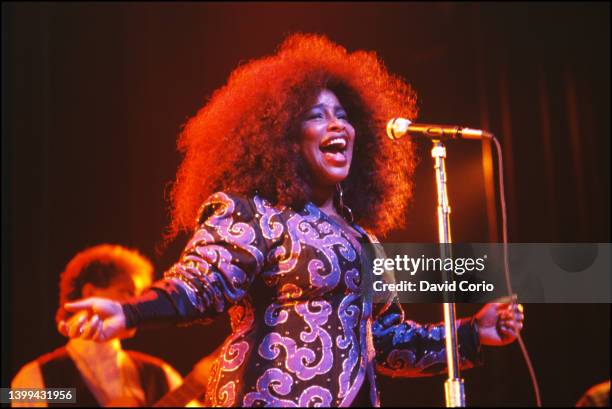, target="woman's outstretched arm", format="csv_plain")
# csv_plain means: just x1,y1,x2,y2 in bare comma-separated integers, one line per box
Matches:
372,299,524,377
59,192,268,341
